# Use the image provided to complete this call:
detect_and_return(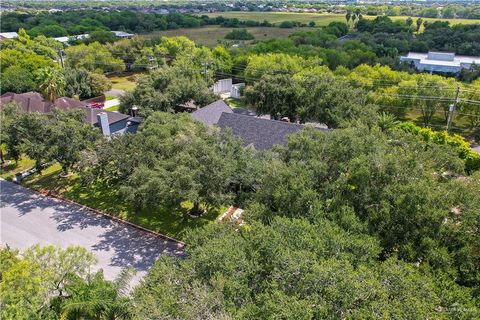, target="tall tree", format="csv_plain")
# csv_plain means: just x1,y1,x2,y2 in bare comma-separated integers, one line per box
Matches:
37,66,66,101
